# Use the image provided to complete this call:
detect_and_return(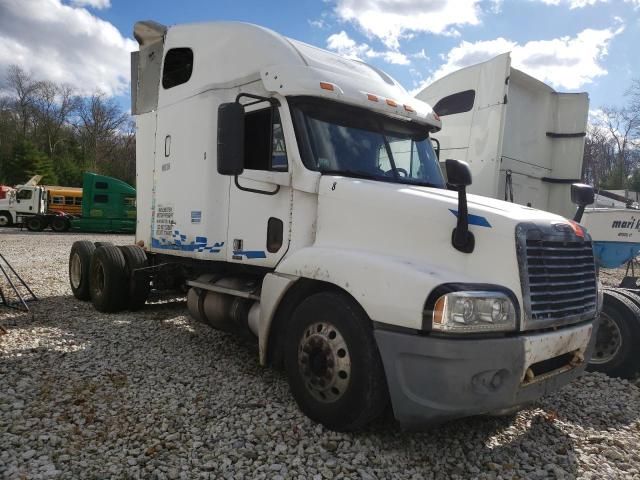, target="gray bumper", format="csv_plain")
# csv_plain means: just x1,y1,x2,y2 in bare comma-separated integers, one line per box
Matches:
374,321,596,428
